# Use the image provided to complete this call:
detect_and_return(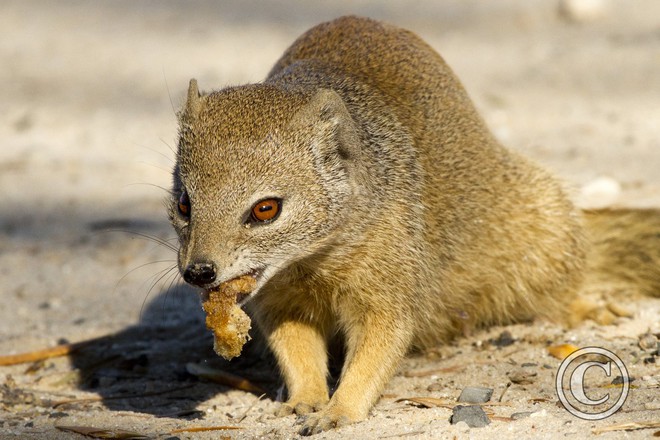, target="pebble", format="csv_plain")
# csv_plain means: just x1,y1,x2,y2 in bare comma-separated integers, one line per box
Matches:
530,409,548,418
638,331,659,352
611,375,634,385
508,368,538,385
489,330,516,347
452,421,471,432
450,405,491,428
47,412,69,419
511,411,535,420
578,176,621,208
457,387,493,403
558,0,608,23
427,382,444,392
